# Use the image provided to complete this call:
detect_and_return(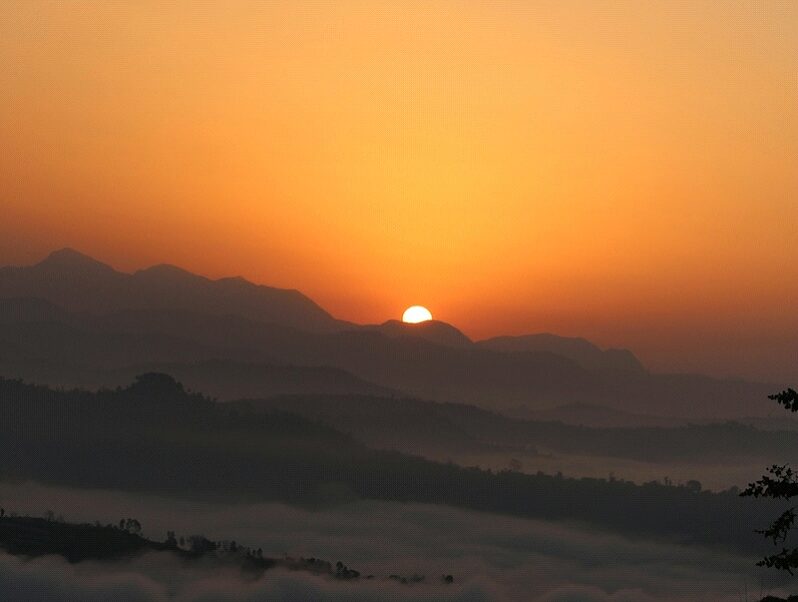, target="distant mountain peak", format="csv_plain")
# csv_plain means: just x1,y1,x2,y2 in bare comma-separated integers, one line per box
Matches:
37,248,116,273
41,247,106,266
1,248,346,333
477,333,646,374
134,263,206,282
366,319,473,348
